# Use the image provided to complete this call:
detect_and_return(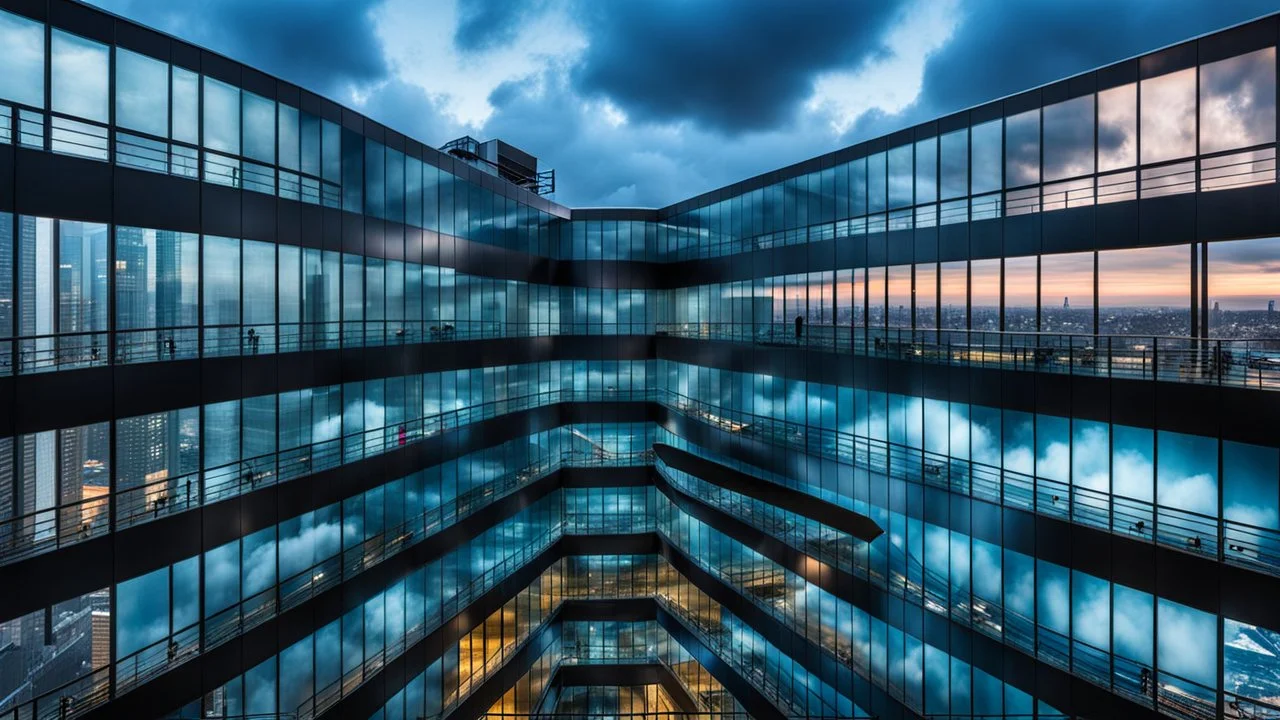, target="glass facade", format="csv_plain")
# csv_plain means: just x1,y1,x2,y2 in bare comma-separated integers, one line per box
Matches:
1,5,1278,720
